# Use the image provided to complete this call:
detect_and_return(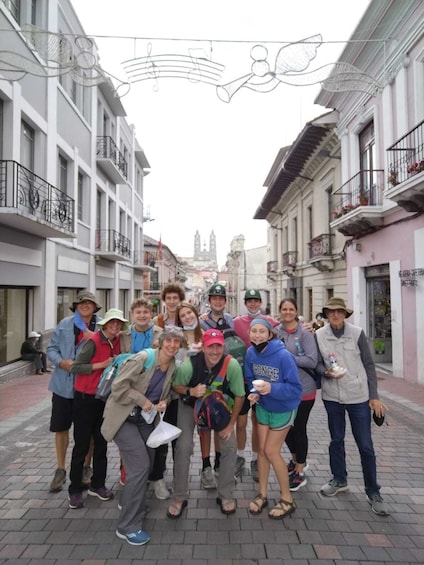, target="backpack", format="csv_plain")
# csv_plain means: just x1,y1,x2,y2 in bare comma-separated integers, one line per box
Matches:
194,355,232,431
95,348,156,401
204,315,246,370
